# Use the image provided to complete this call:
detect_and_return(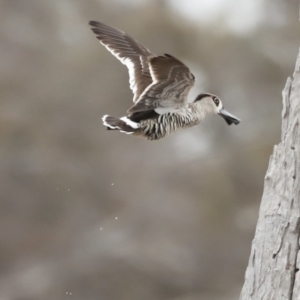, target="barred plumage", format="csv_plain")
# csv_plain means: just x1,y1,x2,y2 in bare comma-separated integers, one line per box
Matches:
90,21,240,141
138,113,197,140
